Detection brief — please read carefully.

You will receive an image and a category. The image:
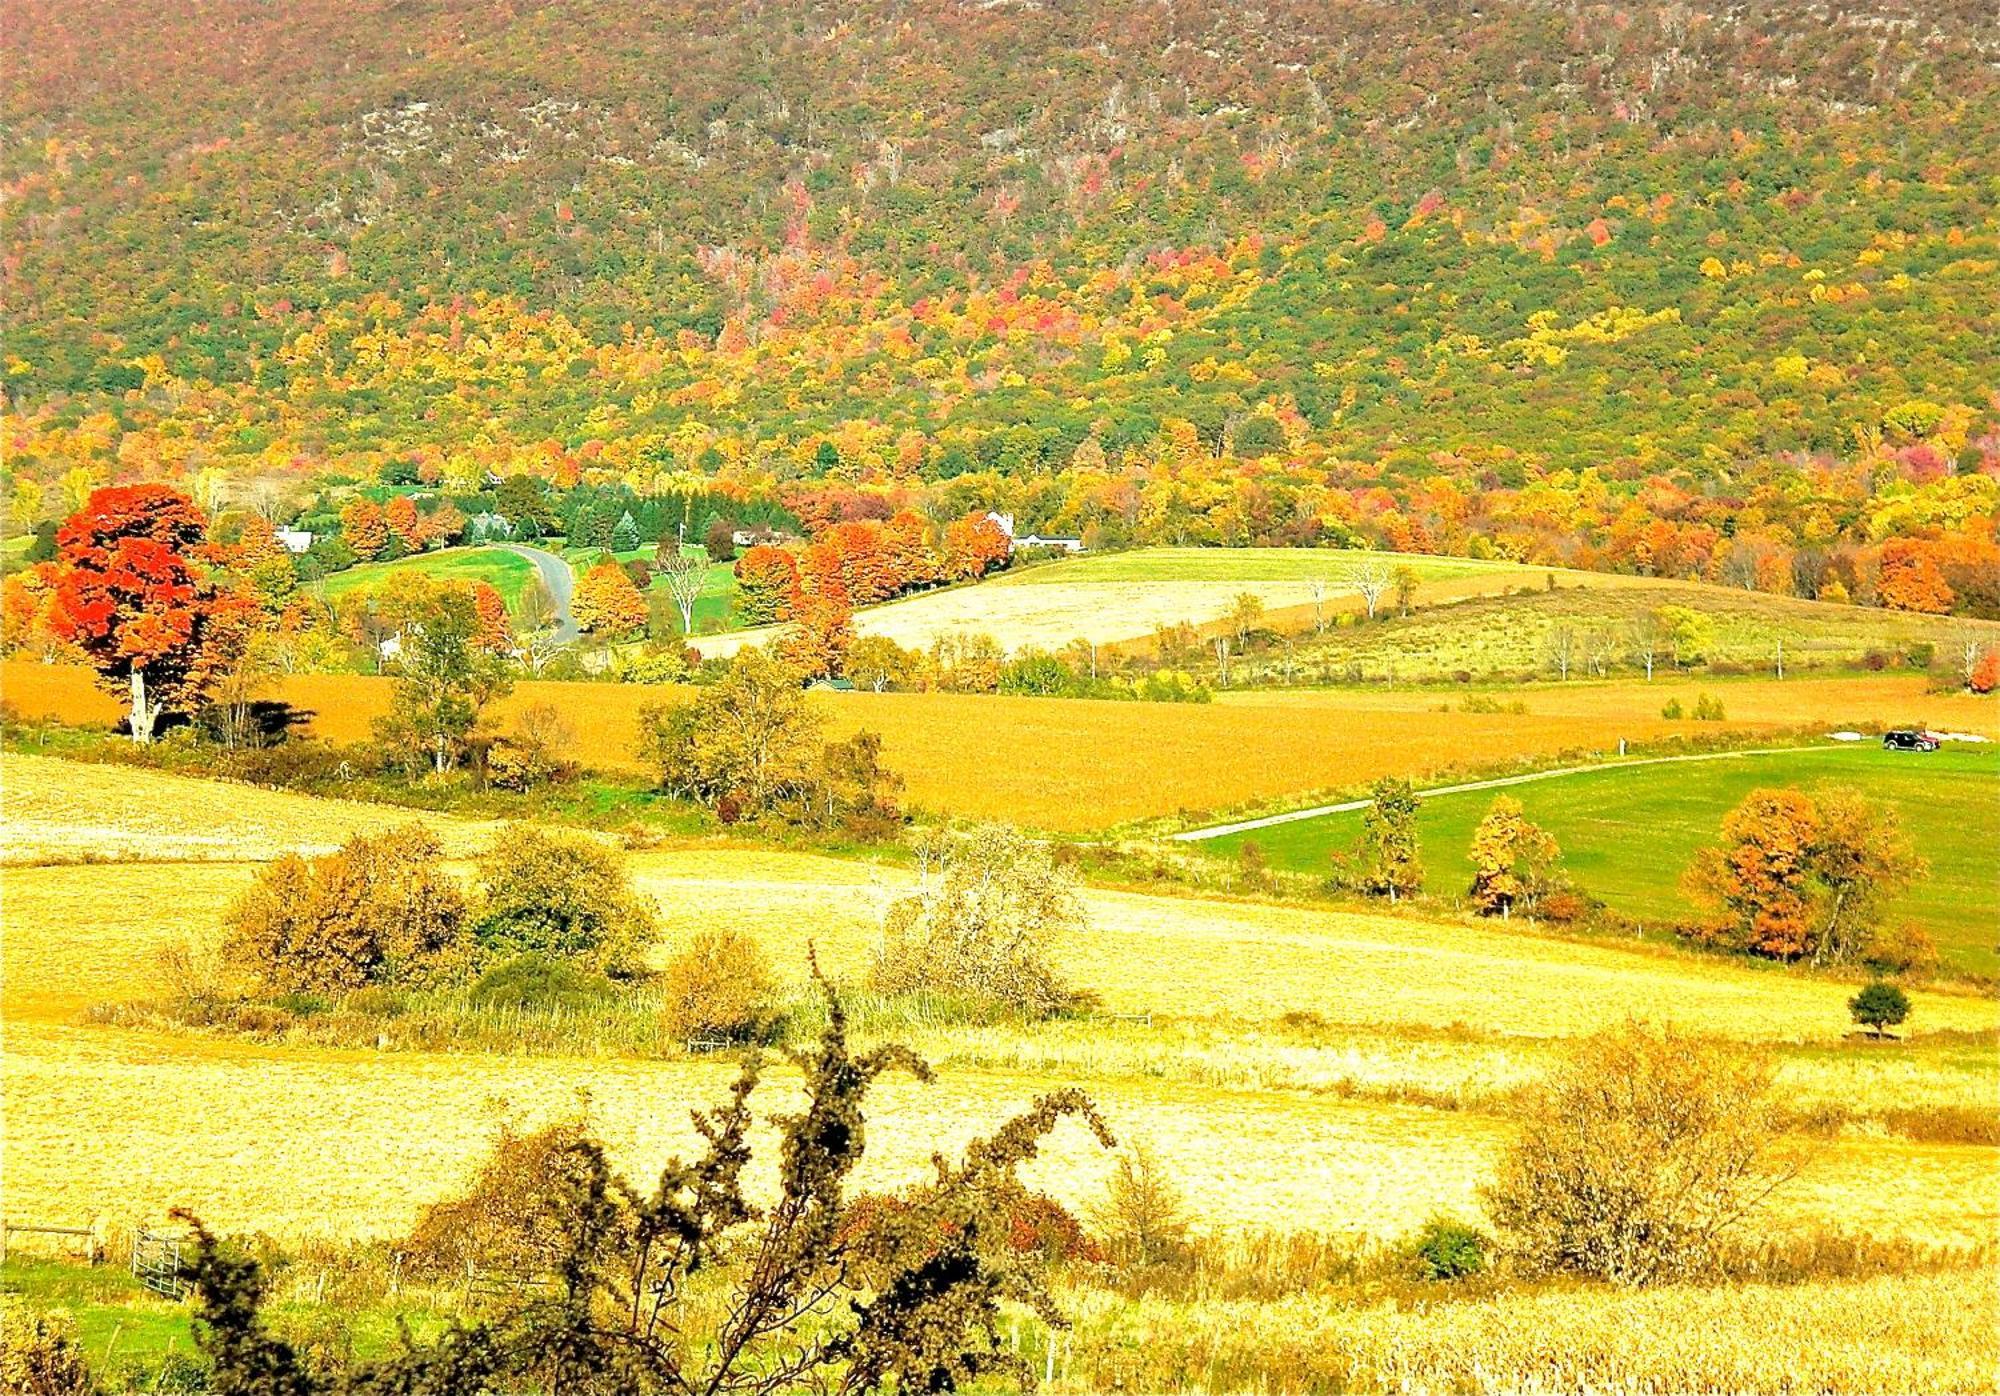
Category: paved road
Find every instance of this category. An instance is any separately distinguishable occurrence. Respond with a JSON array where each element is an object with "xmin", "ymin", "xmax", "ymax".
[
  {"xmin": 1171, "ymin": 745, "xmax": 1808, "ymax": 842},
  {"xmin": 501, "ymin": 544, "xmax": 578, "ymax": 641}
]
